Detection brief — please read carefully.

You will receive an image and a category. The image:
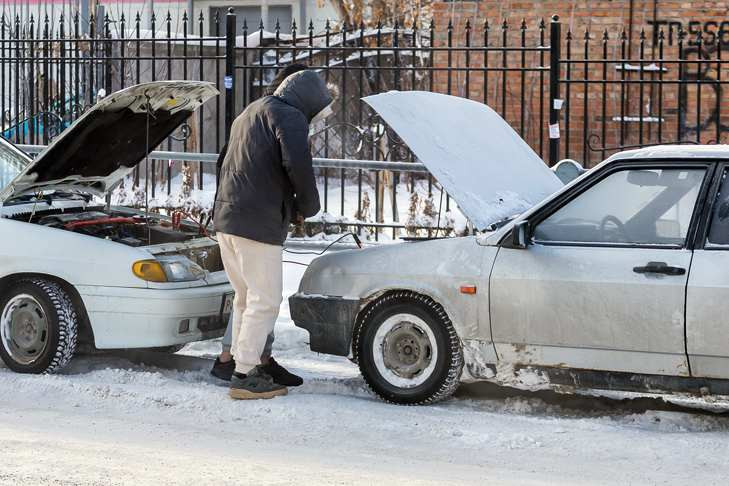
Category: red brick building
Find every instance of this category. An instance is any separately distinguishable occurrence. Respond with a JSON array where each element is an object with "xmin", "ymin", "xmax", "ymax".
[{"xmin": 431, "ymin": 1, "xmax": 729, "ymax": 166}]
